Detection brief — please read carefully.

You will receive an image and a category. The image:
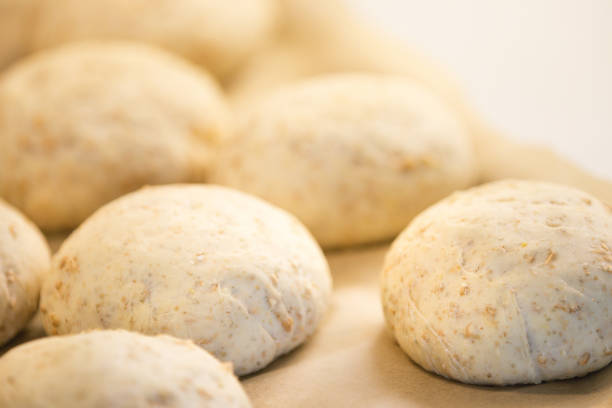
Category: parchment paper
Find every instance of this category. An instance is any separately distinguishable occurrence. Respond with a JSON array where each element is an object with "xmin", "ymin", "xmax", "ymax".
[
  {"xmin": 243, "ymin": 245, "xmax": 612, "ymax": 408},
  {"xmin": 1, "ymin": 147, "xmax": 611, "ymax": 407}
]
